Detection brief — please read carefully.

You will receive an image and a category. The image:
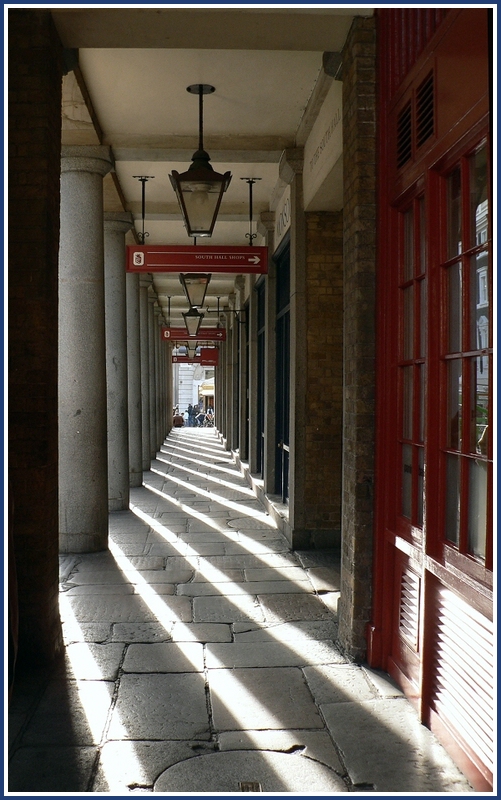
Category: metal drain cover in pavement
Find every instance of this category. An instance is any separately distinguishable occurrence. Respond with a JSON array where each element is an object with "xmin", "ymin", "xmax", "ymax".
[{"xmin": 153, "ymin": 750, "xmax": 347, "ymax": 793}]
